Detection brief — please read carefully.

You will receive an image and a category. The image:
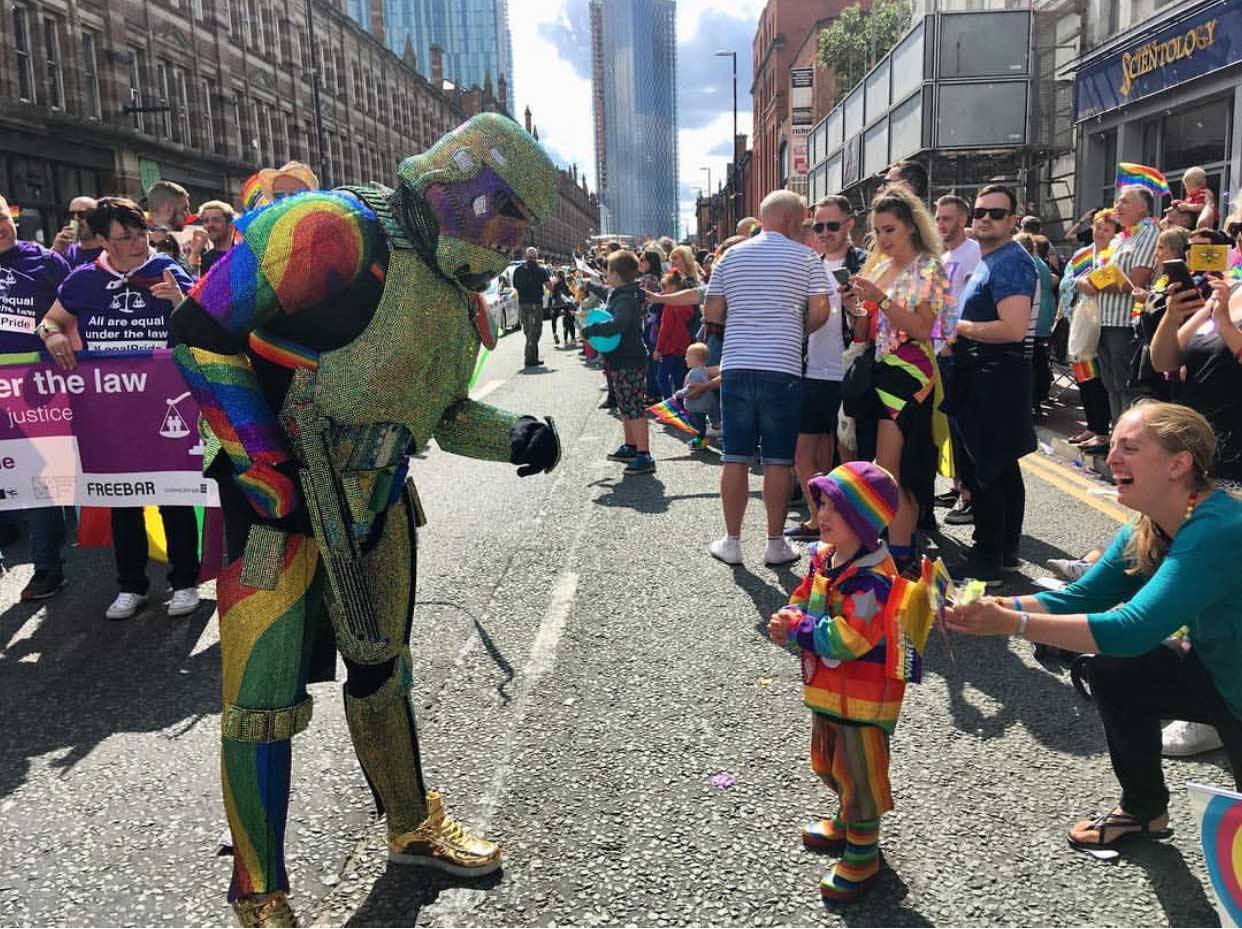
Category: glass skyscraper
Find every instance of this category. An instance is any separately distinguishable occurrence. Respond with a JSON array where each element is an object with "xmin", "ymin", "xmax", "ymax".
[
  {"xmin": 590, "ymin": 0, "xmax": 679, "ymax": 239},
  {"xmin": 379, "ymin": 0, "xmax": 514, "ymax": 102}
]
